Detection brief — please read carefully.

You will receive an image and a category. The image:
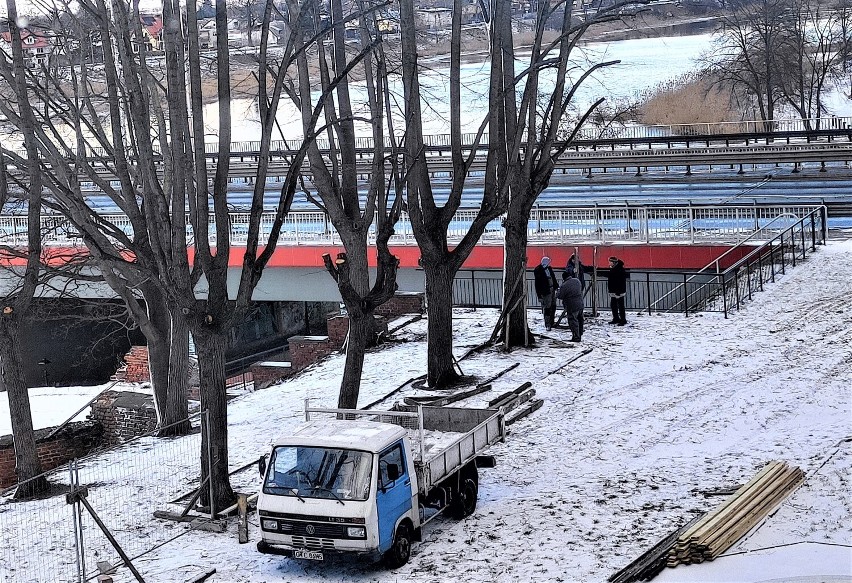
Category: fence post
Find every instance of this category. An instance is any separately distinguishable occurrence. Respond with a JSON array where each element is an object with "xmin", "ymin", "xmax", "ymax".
[
  {"xmin": 71, "ymin": 461, "xmax": 85, "ymax": 583},
  {"xmin": 746, "ymin": 263, "xmax": 752, "ymax": 301},
  {"xmin": 736, "ymin": 268, "xmax": 741, "ymax": 311},
  {"xmin": 780, "ymin": 232, "xmax": 786, "ymax": 275},
  {"xmin": 810, "ymin": 213, "xmax": 816, "ymax": 251},
  {"xmin": 646, "ymin": 272, "xmax": 651, "ymax": 315},
  {"xmin": 721, "ymin": 272, "xmax": 728, "ymax": 318},
  {"xmin": 471, "ymin": 271, "xmax": 477, "ymax": 310},
  {"xmin": 791, "ymin": 228, "xmax": 797, "ymax": 268},
  {"xmin": 683, "ymin": 272, "xmax": 688, "ymax": 316},
  {"xmin": 800, "ymin": 223, "xmax": 806, "ymax": 259}
]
